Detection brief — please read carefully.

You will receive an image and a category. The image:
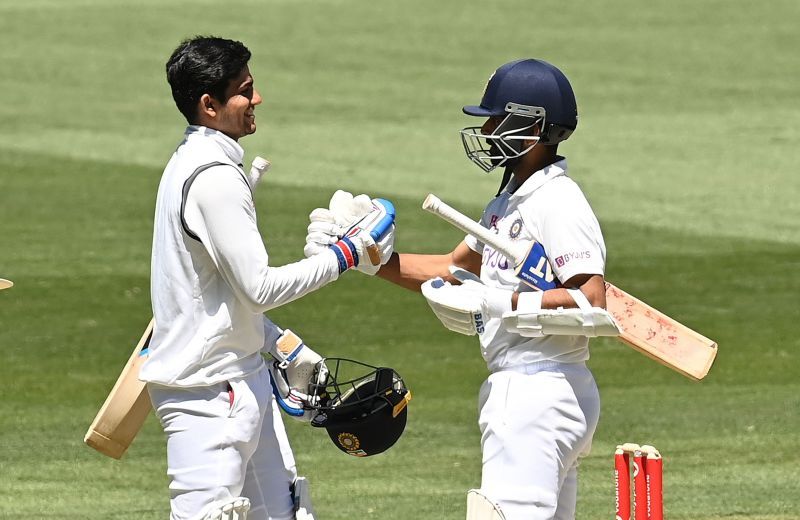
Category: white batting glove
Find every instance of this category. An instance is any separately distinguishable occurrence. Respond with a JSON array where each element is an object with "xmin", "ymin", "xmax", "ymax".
[
  {"xmin": 267, "ymin": 329, "xmax": 328, "ymax": 422},
  {"xmin": 303, "ymin": 190, "xmax": 373, "ymax": 258},
  {"xmin": 328, "ymin": 216, "xmax": 394, "ymax": 275},
  {"xmin": 329, "ymin": 190, "xmax": 374, "ymax": 226},
  {"xmin": 304, "ymin": 208, "xmax": 340, "ymax": 258},
  {"xmin": 420, "ymin": 267, "xmax": 513, "ymax": 336},
  {"xmin": 350, "ymin": 213, "xmax": 395, "ymax": 276},
  {"xmin": 304, "ymin": 190, "xmax": 395, "ymax": 275}
]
